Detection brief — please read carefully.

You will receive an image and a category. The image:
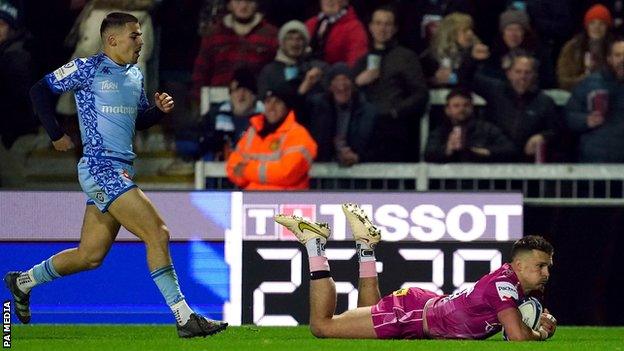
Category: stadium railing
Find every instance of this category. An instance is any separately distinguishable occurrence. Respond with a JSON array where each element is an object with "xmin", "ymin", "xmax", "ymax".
[
  {"xmin": 196, "ymin": 87, "xmax": 624, "ymax": 205},
  {"xmin": 194, "ymin": 161, "xmax": 624, "ymax": 205}
]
